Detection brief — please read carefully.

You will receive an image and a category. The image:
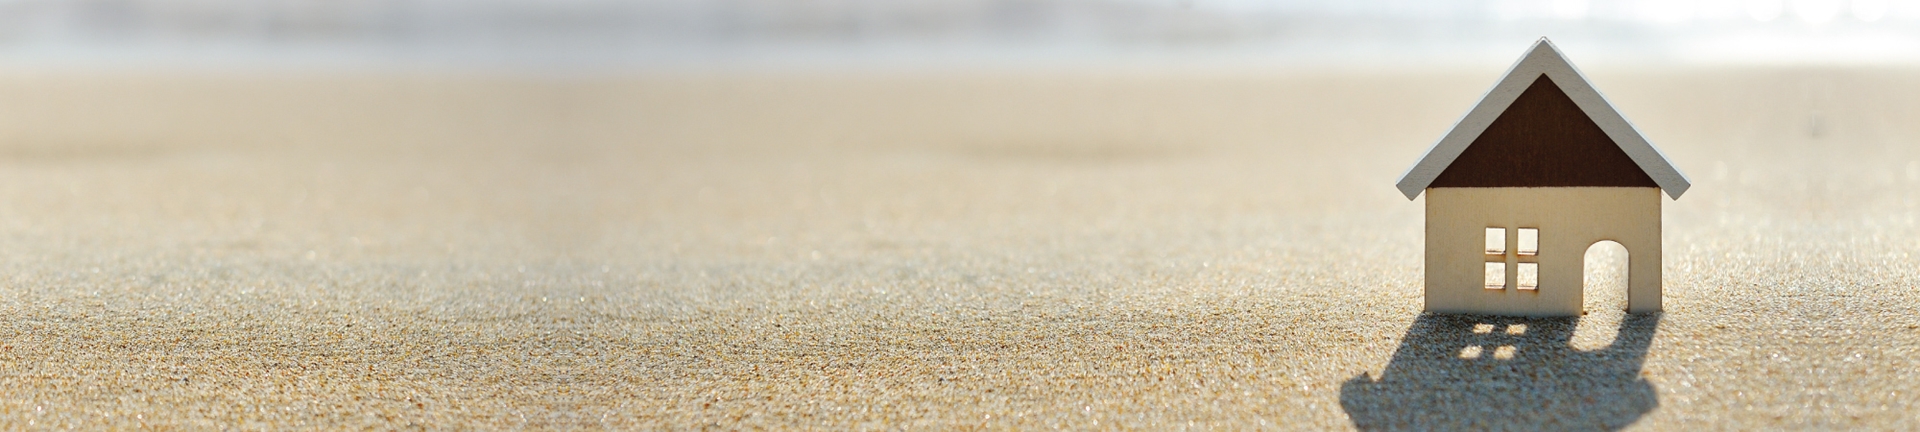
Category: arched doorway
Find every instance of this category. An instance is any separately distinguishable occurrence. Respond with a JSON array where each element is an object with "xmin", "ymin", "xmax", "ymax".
[{"xmin": 1572, "ymin": 240, "xmax": 1629, "ymax": 351}]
